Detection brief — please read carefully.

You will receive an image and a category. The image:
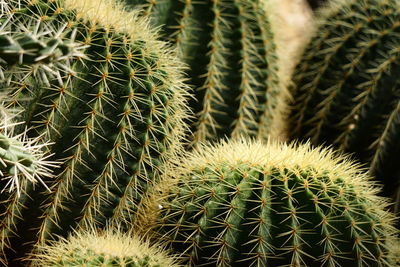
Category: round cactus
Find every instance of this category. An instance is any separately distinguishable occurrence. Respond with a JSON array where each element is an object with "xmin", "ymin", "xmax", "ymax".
[
  {"xmin": 141, "ymin": 139, "xmax": 399, "ymax": 266},
  {"xmin": 0, "ymin": 0, "xmax": 189, "ymax": 265},
  {"xmin": 289, "ymin": 0, "xmax": 400, "ymax": 208},
  {"xmin": 124, "ymin": 0, "xmax": 283, "ymax": 145},
  {"xmin": 31, "ymin": 228, "xmax": 180, "ymax": 267}
]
